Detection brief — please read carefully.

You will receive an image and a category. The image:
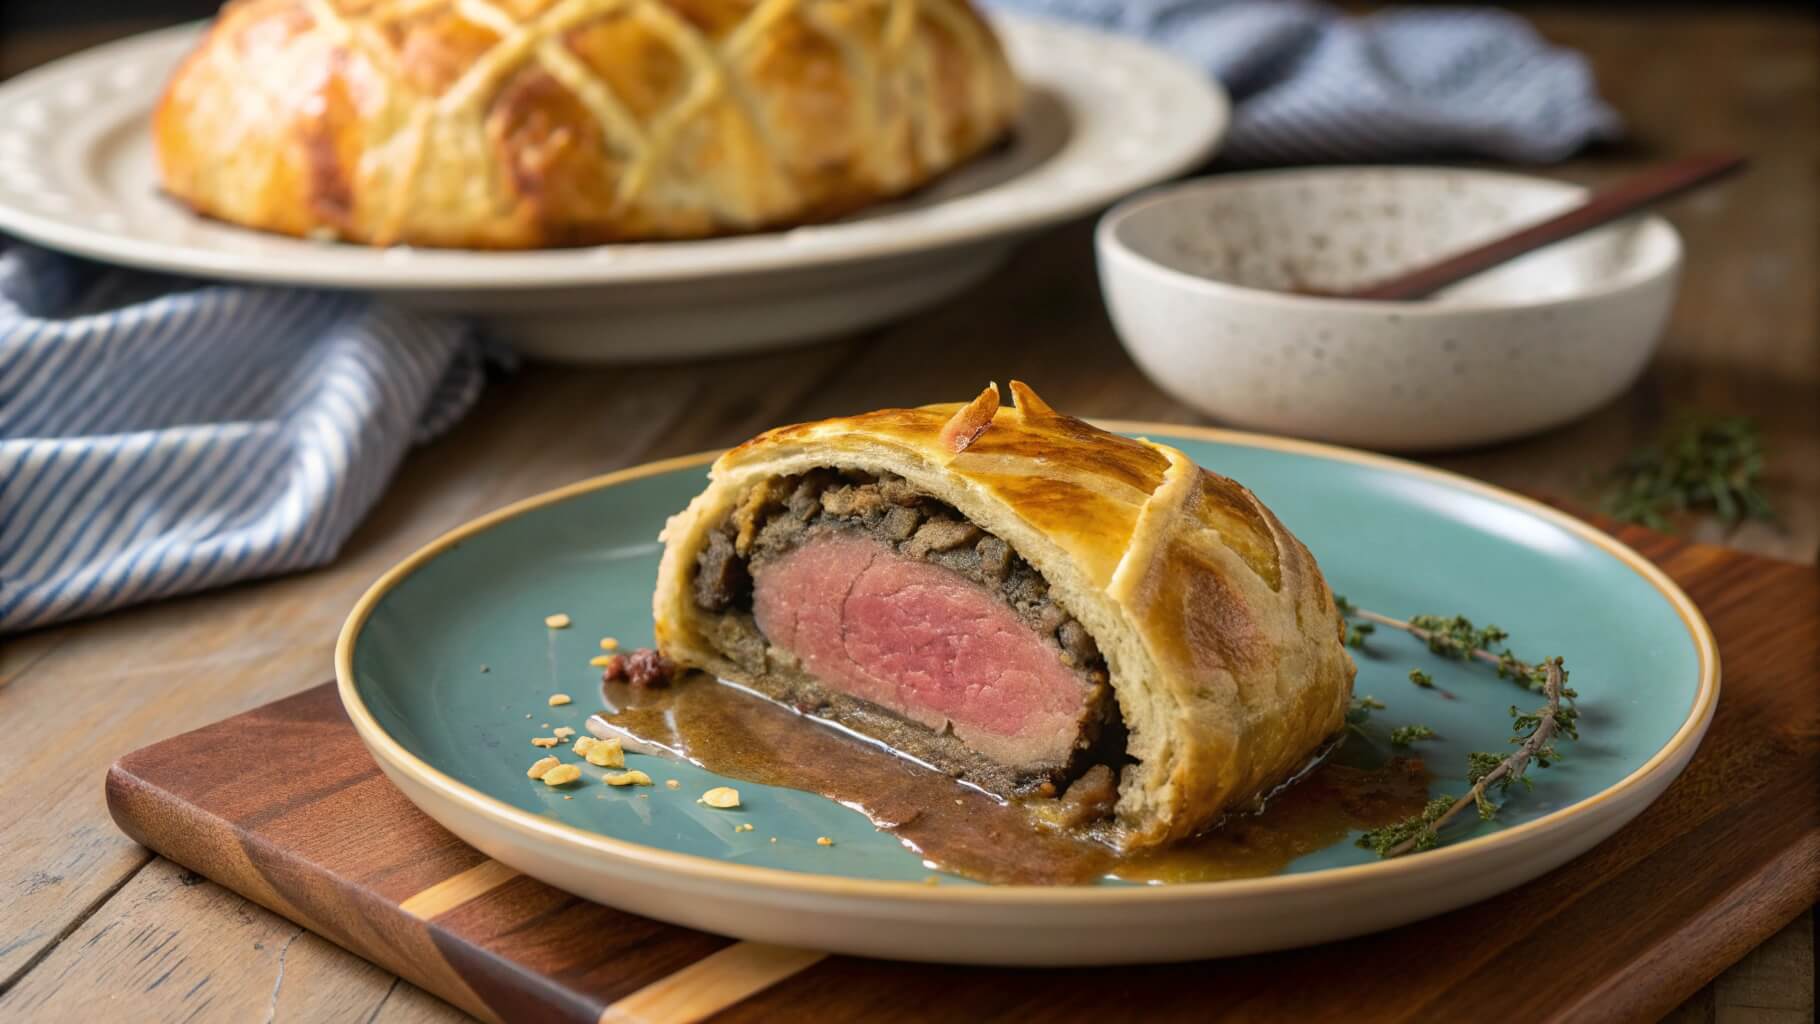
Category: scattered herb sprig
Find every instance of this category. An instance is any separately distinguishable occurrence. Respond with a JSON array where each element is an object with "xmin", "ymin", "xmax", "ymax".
[
  {"xmin": 1334, "ymin": 595, "xmax": 1581, "ymax": 858},
  {"xmin": 1359, "ymin": 658, "xmax": 1577, "ymax": 856},
  {"xmin": 1346, "ymin": 606, "xmax": 1566, "ymax": 695},
  {"xmin": 1388, "ymin": 724, "xmax": 1438, "ymax": 747},
  {"xmin": 1604, "ymin": 414, "xmax": 1773, "ymax": 530}
]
